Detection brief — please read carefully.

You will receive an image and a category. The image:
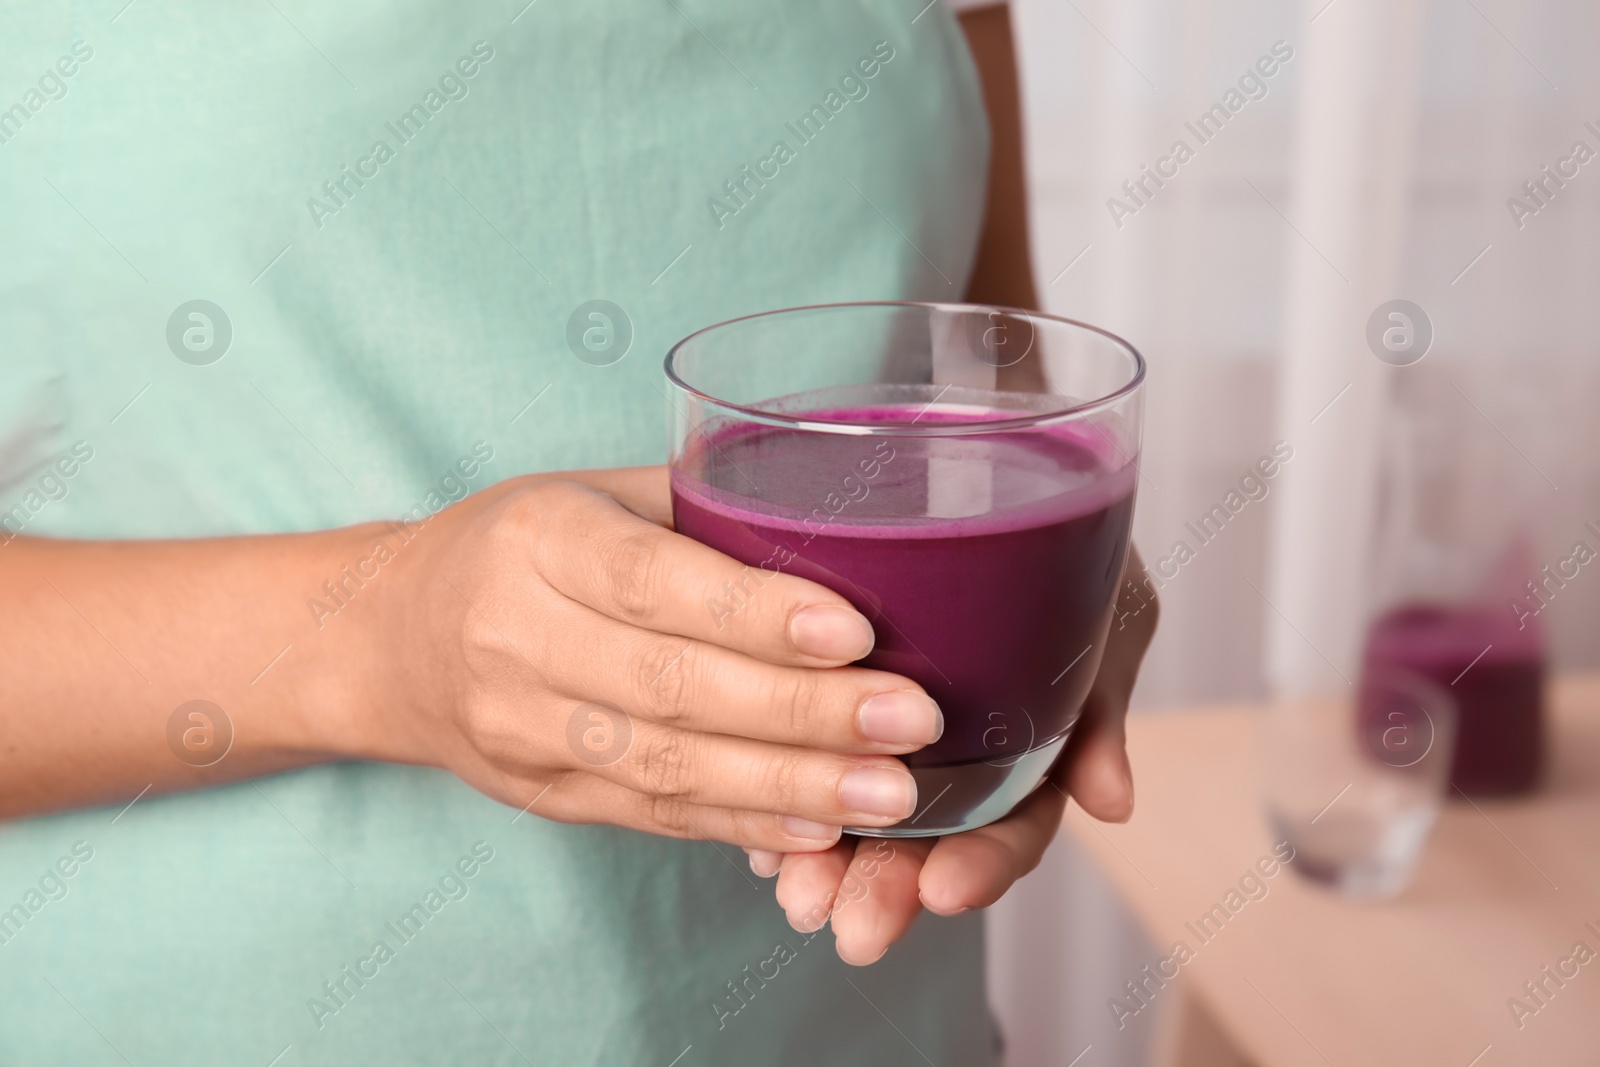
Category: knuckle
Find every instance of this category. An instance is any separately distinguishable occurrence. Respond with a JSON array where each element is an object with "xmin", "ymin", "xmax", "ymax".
[
  {"xmin": 459, "ymin": 698, "xmax": 536, "ymax": 772},
  {"xmin": 456, "ymin": 695, "xmax": 502, "ymax": 748},
  {"xmin": 485, "ymin": 487, "xmax": 551, "ymax": 556},
  {"xmin": 596, "ymin": 530, "xmax": 666, "ymax": 621},
  {"xmin": 762, "ymin": 749, "xmax": 808, "ymax": 811},
  {"xmin": 767, "ymin": 668, "xmax": 821, "ymax": 742},
  {"xmin": 644, "ymin": 792, "xmax": 698, "ymax": 838},
  {"xmin": 512, "ymin": 480, "xmax": 592, "ymax": 573},
  {"xmin": 636, "ymin": 639, "xmax": 695, "ymax": 723},
  {"xmin": 635, "ymin": 728, "xmax": 695, "ymax": 798},
  {"xmin": 455, "ymin": 609, "xmax": 526, "ymax": 698},
  {"xmin": 524, "ymin": 477, "xmax": 587, "ymax": 512},
  {"xmin": 723, "ymin": 808, "xmax": 758, "ymax": 845},
  {"xmin": 456, "ymin": 604, "xmax": 504, "ymax": 660}
]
